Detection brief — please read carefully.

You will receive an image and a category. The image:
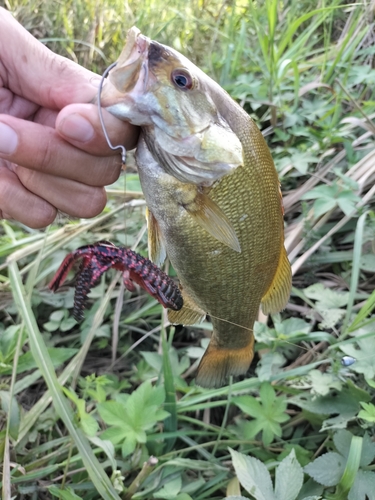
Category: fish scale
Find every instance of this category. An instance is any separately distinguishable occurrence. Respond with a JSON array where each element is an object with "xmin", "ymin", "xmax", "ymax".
[{"xmin": 100, "ymin": 27, "xmax": 292, "ymax": 387}]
